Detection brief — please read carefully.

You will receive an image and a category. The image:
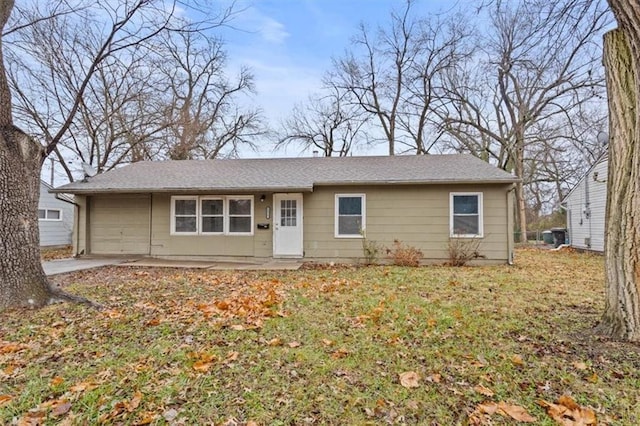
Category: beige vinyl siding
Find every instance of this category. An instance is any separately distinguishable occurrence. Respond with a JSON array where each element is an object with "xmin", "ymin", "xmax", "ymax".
[
  {"xmin": 303, "ymin": 184, "xmax": 512, "ymax": 263},
  {"xmin": 78, "ymin": 183, "xmax": 512, "ymax": 264},
  {"xmin": 73, "ymin": 195, "xmax": 88, "ymax": 256},
  {"xmin": 89, "ymin": 194, "xmax": 151, "ymax": 254},
  {"xmin": 149, "ymin": 194, "xmax": 273, "ymax": 259}
]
